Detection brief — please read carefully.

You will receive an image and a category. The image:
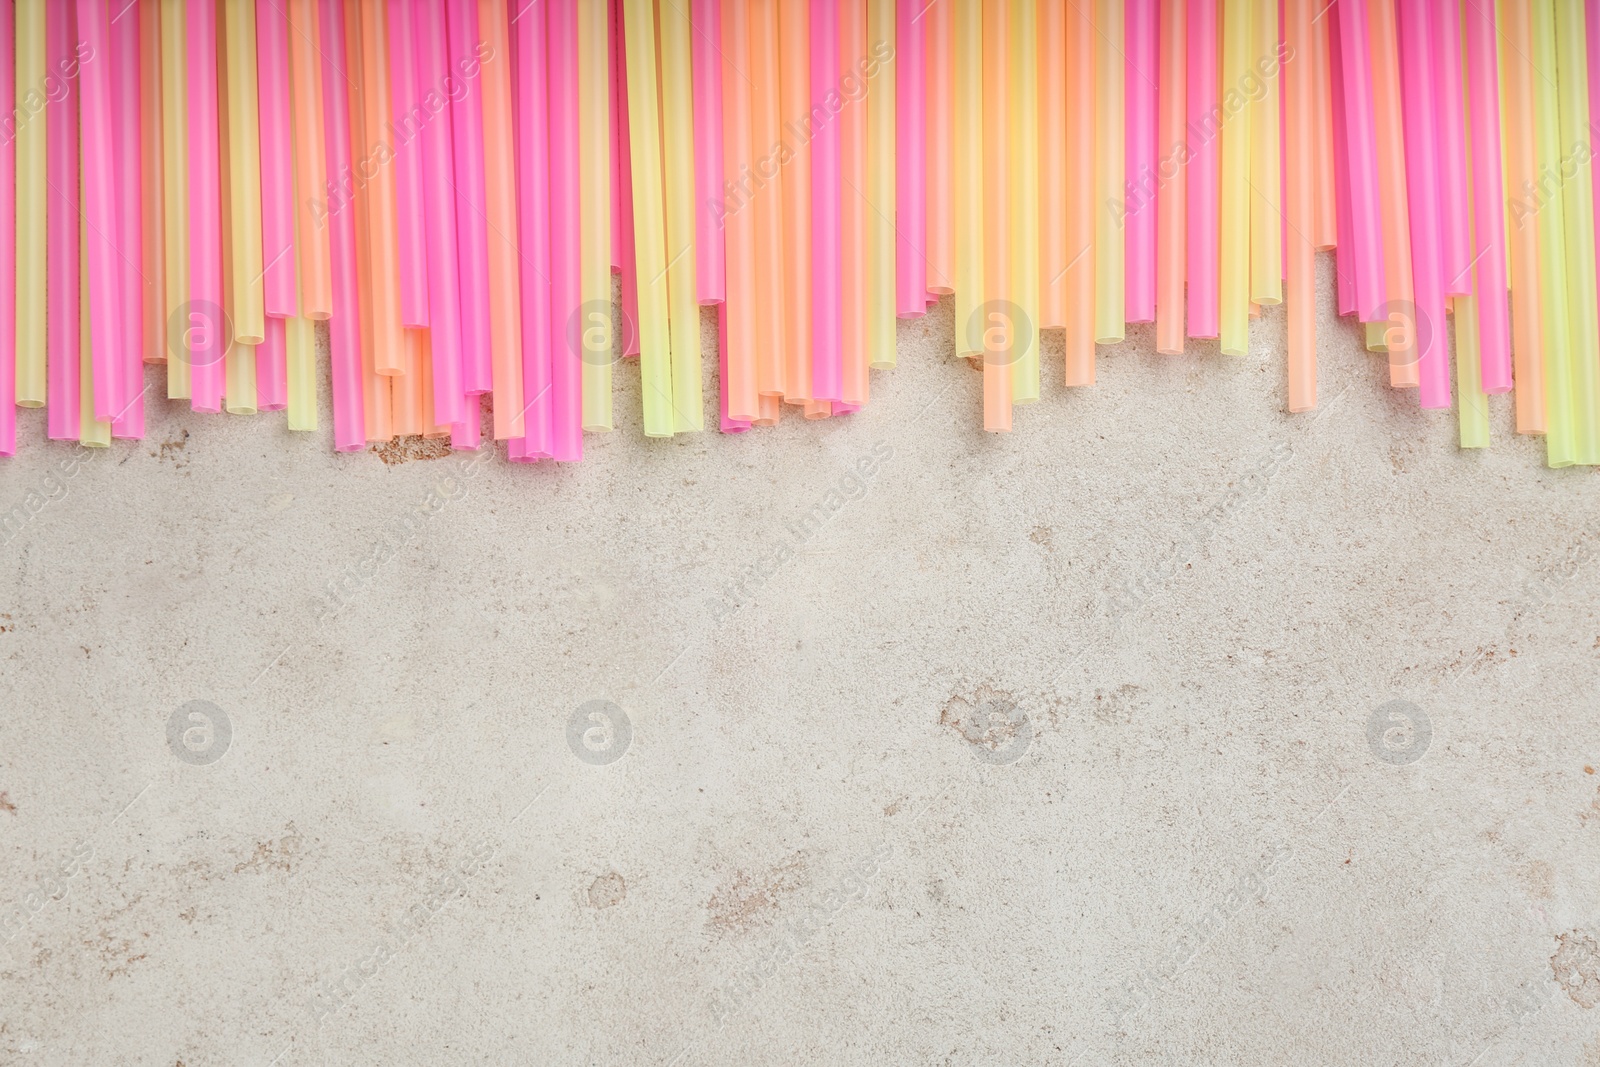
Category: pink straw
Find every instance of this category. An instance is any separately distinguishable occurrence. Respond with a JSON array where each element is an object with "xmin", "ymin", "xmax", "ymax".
[
  {"xmin": 1467, "ymin": 0, "xmax": 1510, "ymax": 393},
  {"xmin": 1185, "ymin": 0, "xmax": 1217, "ymax": 339},
  {"xmin": 1431, "ymin": 0, "xmax": 1471, "ymax": 297},
  {"xmin": 718, "ymin": 306, "xmax": 749, "ymax": 432},
  {"xmin": 607, "ymin": 0, "xmax": 620, "ymax": 277},
  {"xmin": 610, "ymin": 0, "xmax": 639, "ymax": 355},
  {"xmin": 811, "ymin": 0, "xmax": 842, "ymax": 402},
  {"xmin": 548, "ymin": 0, "xmax": 582, "ymax": 461},
  {"xmin": 255, "ymin": 0, "xmax": 297, "ymax": 319},
  {"xmin": 446, "ymin": 0, "xmax": 494, "ymax": 395},
  {"xmin": 1125, "ymin": 0, "xmax": 1157, "ymax": 323},
  {"xmin": 186, "ymin": 0, "xmax": 225, "ymax": 412},
  {"xmin": 414, "ymin": 0, "xmax": 465, "ymax": 430},
  {"xmin": 257, "ymin": 315, "xmax": 288, "ymax": 410},
  {"xmin": 1329, "ymin": 16, "xmax": 1356, "ymax": 318},
  {"xmin": 514, "ymin": 0, "xmax": 553, "ymax": 457},
  {"xmin": 319, "ymin": 0, "xmax": 367, "ymax": 449},
  {"xmin": 1395, "ymin": 0, "xmax": 1449, "ymax": 408},
  {"xmin": 46, "ymin": 0, "xmax": 79, "ymax": 439},
  {"xmin": 0, "ymin": 0, "xmax": 11, "ymax": 455},
  {"xmin": 1336, "ymin": 0, "xmax": 1385, "ymax": 323},
  {"xmin": 112, "ymin": 1, "xmax": 143, "ymax": 436},
  {"xmin": 387, "ymin": 0, "xmax": 429, "ymax": 328},
  {"xmin": 692, "ymin": 0, "xmax": 725, "ymax": 305},
  {"xmin": 895, "ymin": 0, "xmax": 926, "ymax": 318},
  {"xmin": 77, "ymin": 0, "xmax": 125, "ymax": 425}
]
